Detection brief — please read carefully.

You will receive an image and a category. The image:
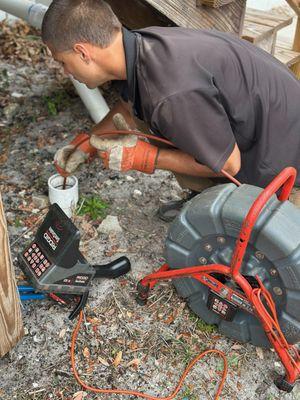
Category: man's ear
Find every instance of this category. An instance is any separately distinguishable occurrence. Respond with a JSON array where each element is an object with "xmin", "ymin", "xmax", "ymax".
[{"xmin": 73, "ymin": 43, "xmax": 91, "ymax": 64}]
